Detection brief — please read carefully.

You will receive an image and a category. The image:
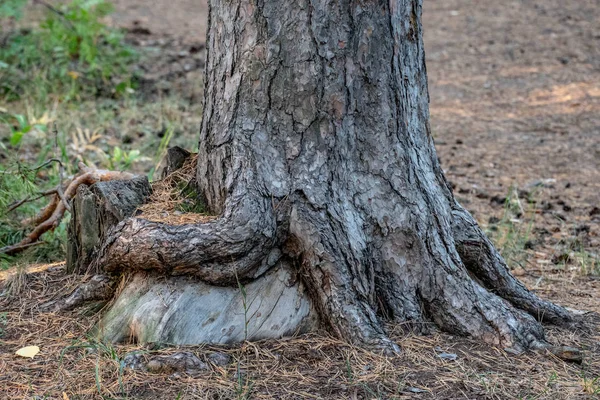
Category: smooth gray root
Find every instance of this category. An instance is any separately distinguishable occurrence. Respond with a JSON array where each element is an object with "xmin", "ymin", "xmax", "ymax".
[{"xmin": 96, "ymin": 262, "xmax": 317, "ymax": 344}]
